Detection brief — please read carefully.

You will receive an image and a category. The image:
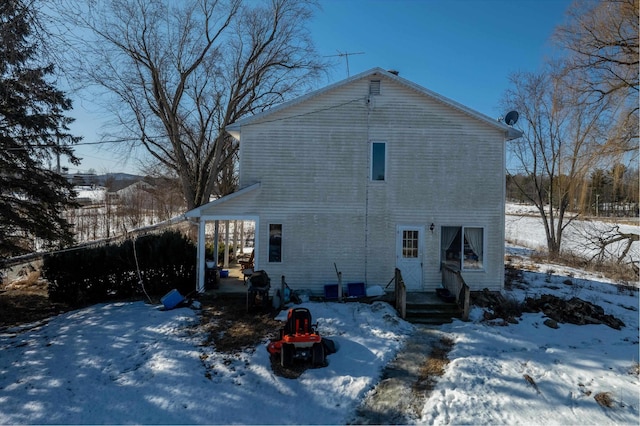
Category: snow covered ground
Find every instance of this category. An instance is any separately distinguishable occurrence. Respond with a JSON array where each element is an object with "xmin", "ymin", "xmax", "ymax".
[
  {"xmin": 506, "ymin": 203, "xmax": 639, "ymax": 261},
  {"xmin": 422, "ymin": 247, "xmax": 639, "ymax": 425},
  {"xmin": 0, "ymin": 205, "xmax": 638, "ymax": 424},
  {"xmin": 0, "ymin": 302, "xmax": 413, "ymax": 424}
]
